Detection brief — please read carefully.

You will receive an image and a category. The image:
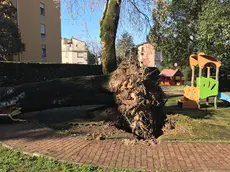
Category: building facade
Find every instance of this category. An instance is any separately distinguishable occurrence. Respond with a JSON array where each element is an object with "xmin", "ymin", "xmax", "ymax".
[
  {"xmin": 11, "ymin": 0, "xmax": 61, "ymax": 63},
  {"xmin": 137, "ymin": 42, "xmax": 163, "ymax": 67},
  {"xmin": 62, "ymin": 38, "xmax": 88, "ymax": 64}
]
